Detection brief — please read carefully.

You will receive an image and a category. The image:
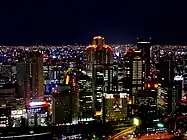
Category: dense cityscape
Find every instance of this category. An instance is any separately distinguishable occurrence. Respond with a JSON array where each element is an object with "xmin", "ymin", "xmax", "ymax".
[{"xmin": 0, "ymin": 35, "xmax": 187, "ymax": 139}]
